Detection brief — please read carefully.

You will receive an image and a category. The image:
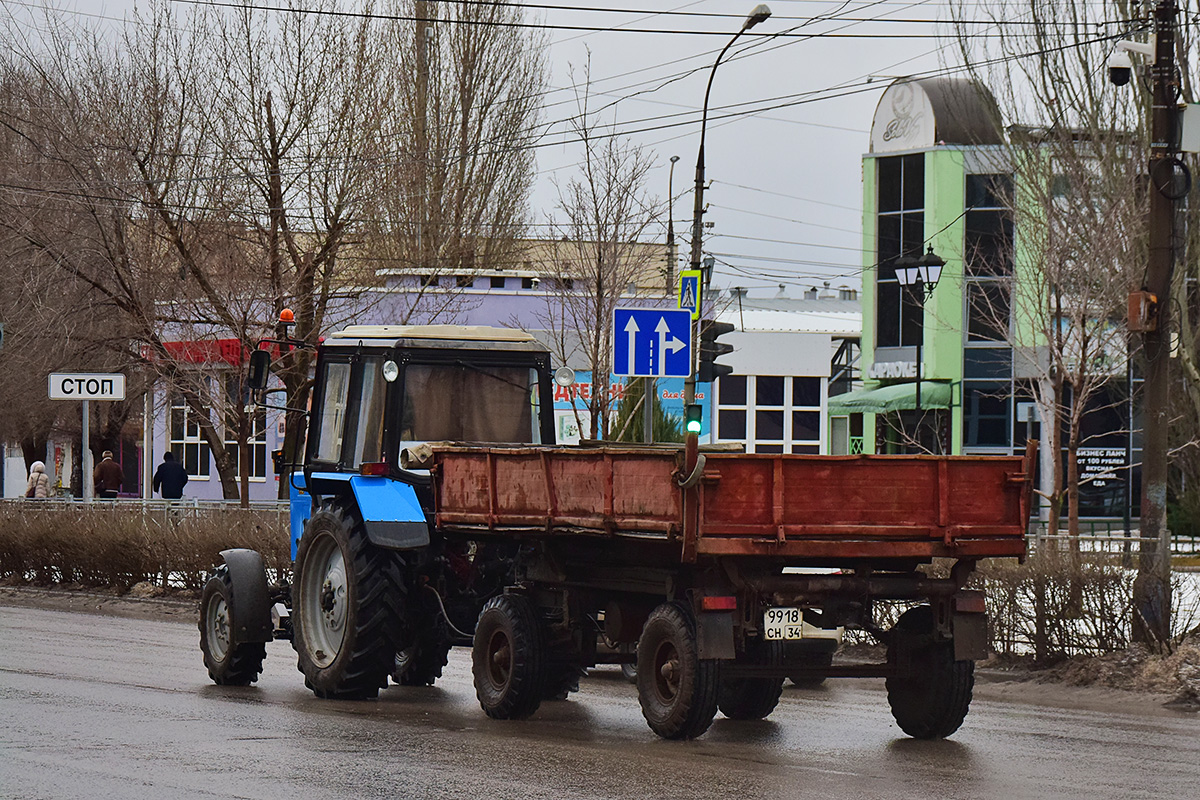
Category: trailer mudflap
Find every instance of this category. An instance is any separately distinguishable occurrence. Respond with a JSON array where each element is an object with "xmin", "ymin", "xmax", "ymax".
[
  {"xmin": 695, "ymin": 611, "xmax": 736, "ymax": 660},
  {"xmin": 951, "ymin": 590, "xmax": 989, "ymax": 661}
]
